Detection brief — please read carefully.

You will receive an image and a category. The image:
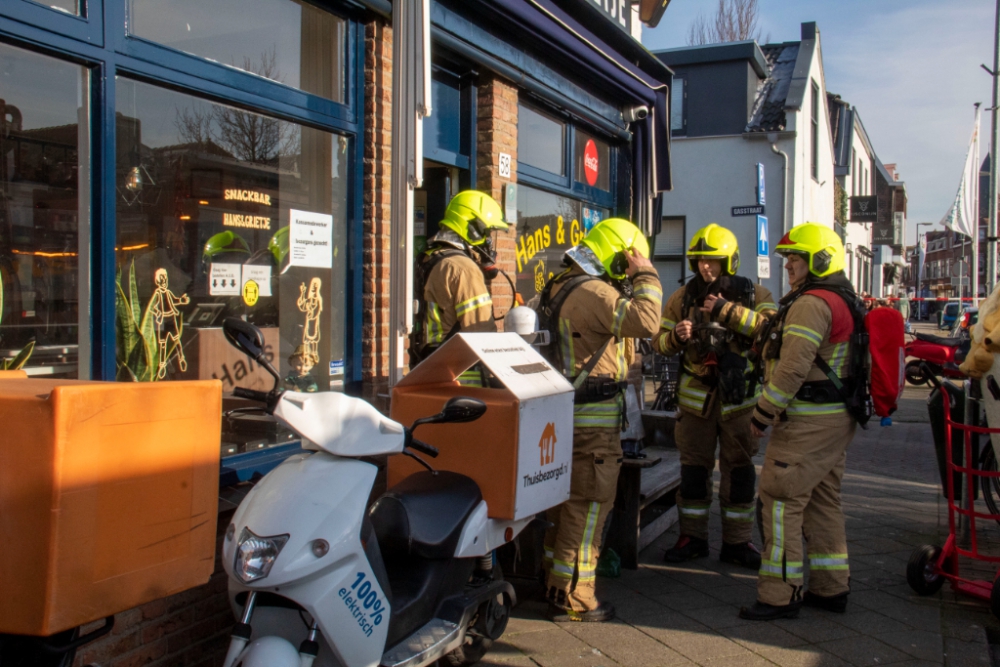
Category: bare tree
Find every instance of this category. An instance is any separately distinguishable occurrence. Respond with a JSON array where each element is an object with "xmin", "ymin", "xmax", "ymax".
[
  {"xmin": 175, "ymin": 48, "xmax": 299, "ymax": 165},
  {"xmin": 687, "ymin": 0, "xmax": 766, "ymax": 46}
]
